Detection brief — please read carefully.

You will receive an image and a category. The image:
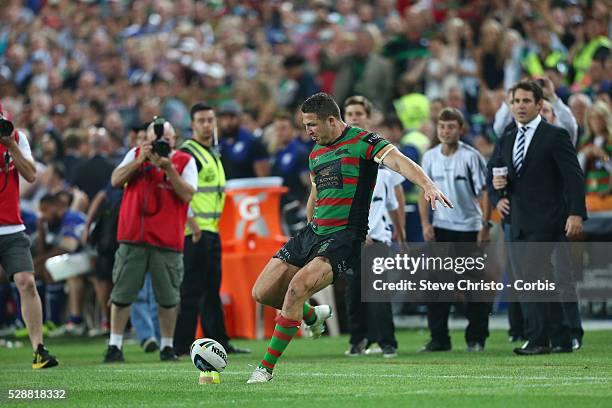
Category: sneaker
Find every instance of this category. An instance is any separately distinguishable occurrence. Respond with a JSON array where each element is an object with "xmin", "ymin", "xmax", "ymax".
[
  {"xmin": 364, "ymin": 344, "xmax": 383, "ymax": 355},
  {"xmin": 344, "ymin": 338, "xmax": 368, "ymax": 357},
  {"xmin": 103, "ymin": 345, "xmax": 125, "ymax": 363},
  {"xmin": 49, "ymin": 322, "xmax": 86, "ymax": 337},
  {"xmin": 571, "ymin": 338, "xmax": 582, "ymax": 351},
  {"xmin": 382, "ymin": 345, "xmax": 398, "ymax": 358},
  {"xmin": 420, "ymin": 340, "xmax": 452, "ymax": 352},
  {"xmin": 466, "ymin": 342, "xmax": 485, "ymax": 352},
  {"xmin": 160, "ymin": 346, "xmax": 179, "ymax": 361},
  {"xmin": 304, "ymin": 305, "xmax": 333, "ymax": 339},
  {"xmin": 142, "ymin": 337, "xmax": 159, "ymax": 353},
  {"xmin": 199, "ymin": 371, "xmax": 221, "ymax": 384},
  {"xmin": 88, "ymin": 327, "xmax": 110, "ymax": 338},
  {"xmin": 225, "ymin": 343, "xmax": 251, "ymax": 354},
  {"xmin": 246, "ymin": 366, "xmax": 273, "ymax": 384},
  {"xmin": 88, "ymin": 321, "xmax": 110, "ymax": 338},
  {"xmin": 32, "ymin": 344, "xmax": 59, "ymax": 369}
]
